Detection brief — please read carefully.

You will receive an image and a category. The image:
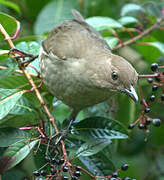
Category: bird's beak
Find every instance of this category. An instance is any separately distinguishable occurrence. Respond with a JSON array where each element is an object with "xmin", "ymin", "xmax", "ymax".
[{"xmin": 124, "ymin": 85, "xmax": 138, "ymax": 102}]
